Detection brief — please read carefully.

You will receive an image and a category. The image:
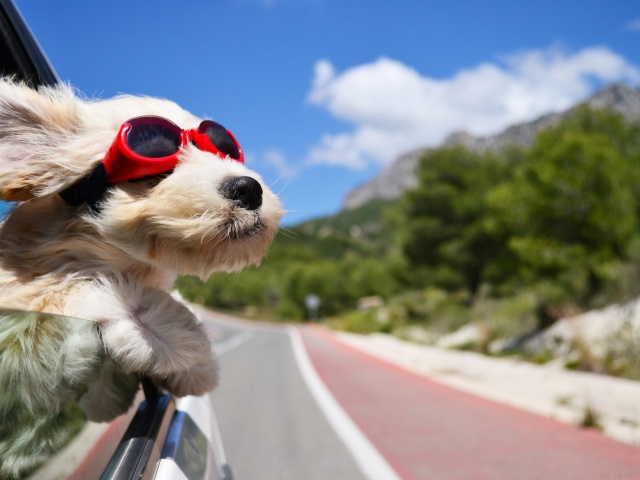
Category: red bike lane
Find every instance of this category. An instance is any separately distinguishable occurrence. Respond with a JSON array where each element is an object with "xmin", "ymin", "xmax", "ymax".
[{"xmin": 299, "ymin": 325, "xmax": 640, "ymax": 480}]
